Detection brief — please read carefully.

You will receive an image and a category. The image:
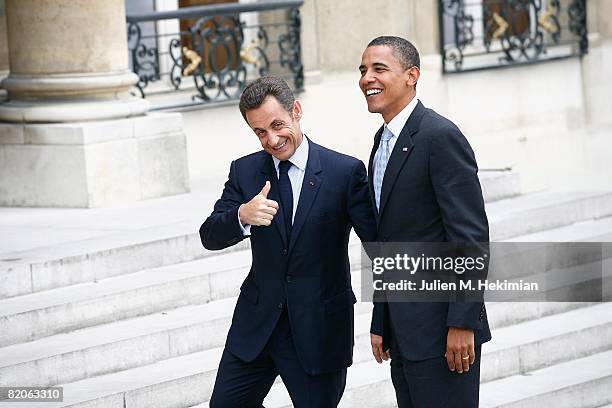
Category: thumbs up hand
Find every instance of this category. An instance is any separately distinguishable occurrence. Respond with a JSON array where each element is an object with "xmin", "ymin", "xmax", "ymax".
[
  {"xmin": 259, "ymin": 180, "xmax": 271, "ymax": 199},
  {"xmin": 239, "ymin": 181, "xmax": 279, "ymax": 227}
]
